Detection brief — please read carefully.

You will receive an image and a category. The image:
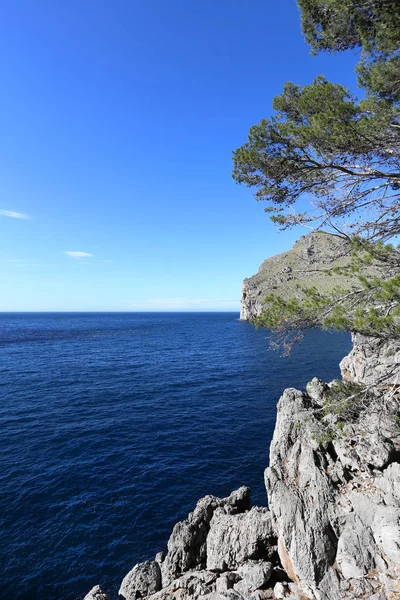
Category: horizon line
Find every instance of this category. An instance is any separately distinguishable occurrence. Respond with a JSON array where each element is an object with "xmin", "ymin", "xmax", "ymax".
[{"xmin": 0, "ymin": 310, "xmax": 241, "ymax": 313}]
